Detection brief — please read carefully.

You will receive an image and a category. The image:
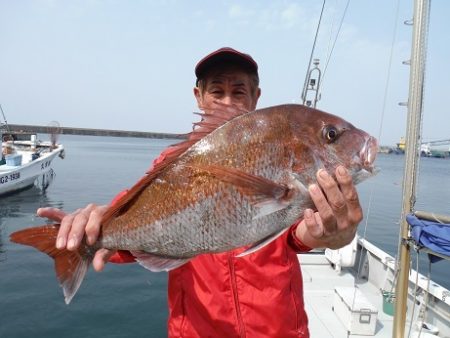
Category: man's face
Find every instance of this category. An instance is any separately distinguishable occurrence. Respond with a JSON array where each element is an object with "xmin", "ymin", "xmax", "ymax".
[{"xmin": 194, "ymin": 70, "xmax": 260, "ymax": 112}]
